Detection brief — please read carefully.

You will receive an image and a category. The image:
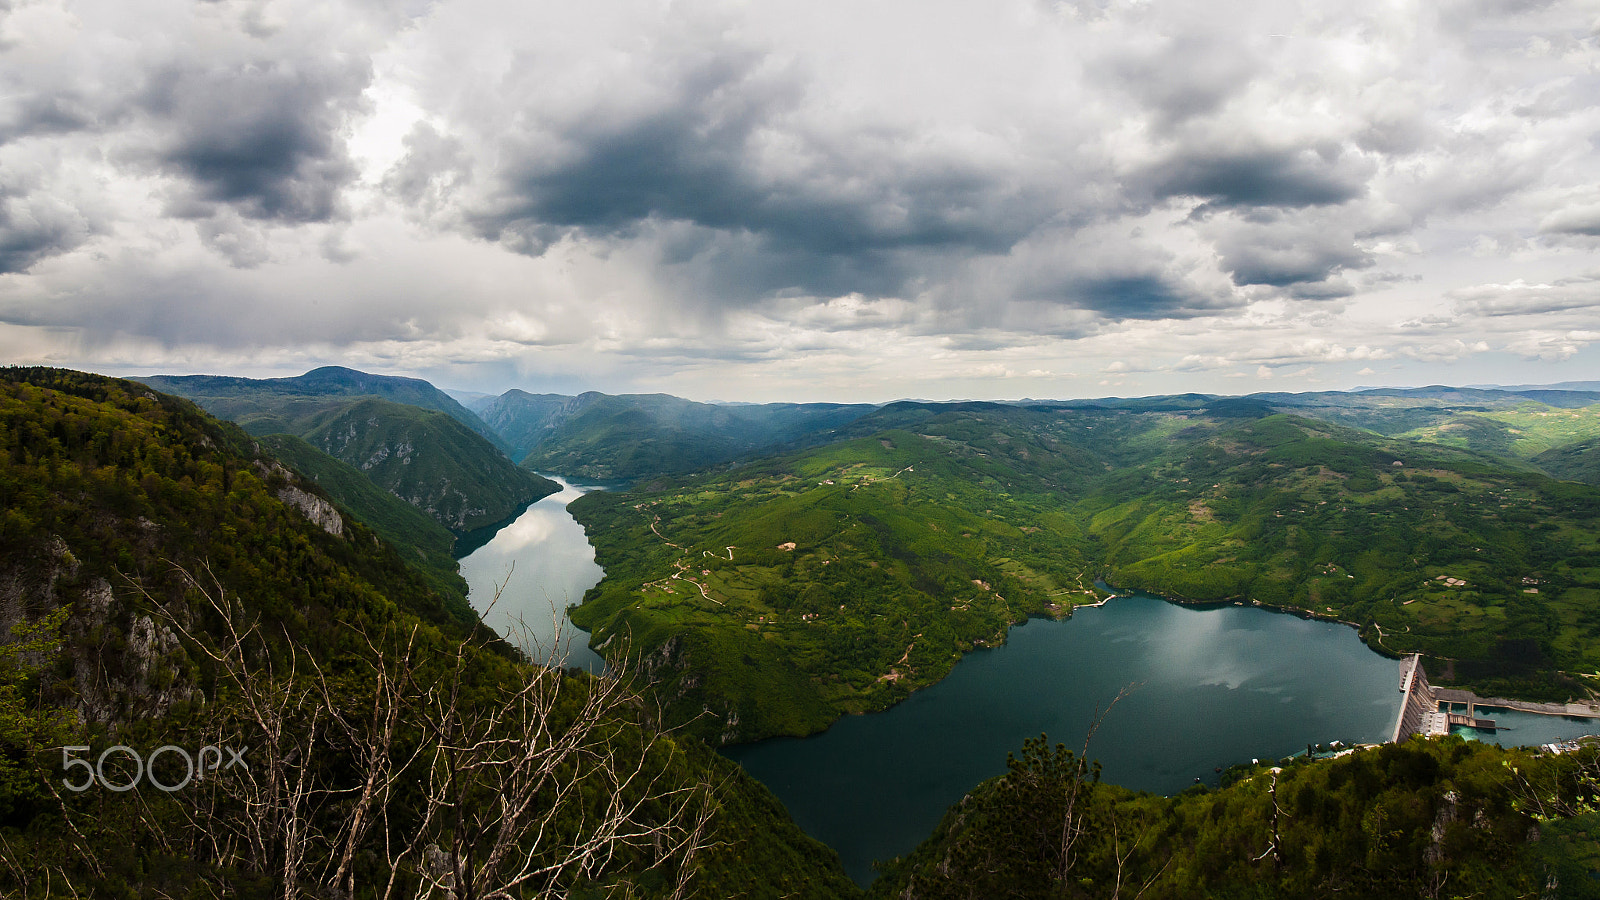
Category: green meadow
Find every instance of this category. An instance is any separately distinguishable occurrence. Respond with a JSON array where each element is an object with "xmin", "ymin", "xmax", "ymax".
[{"xmin": 571, "ymin": 405, "xmax": 1600, "ymax": 741}]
